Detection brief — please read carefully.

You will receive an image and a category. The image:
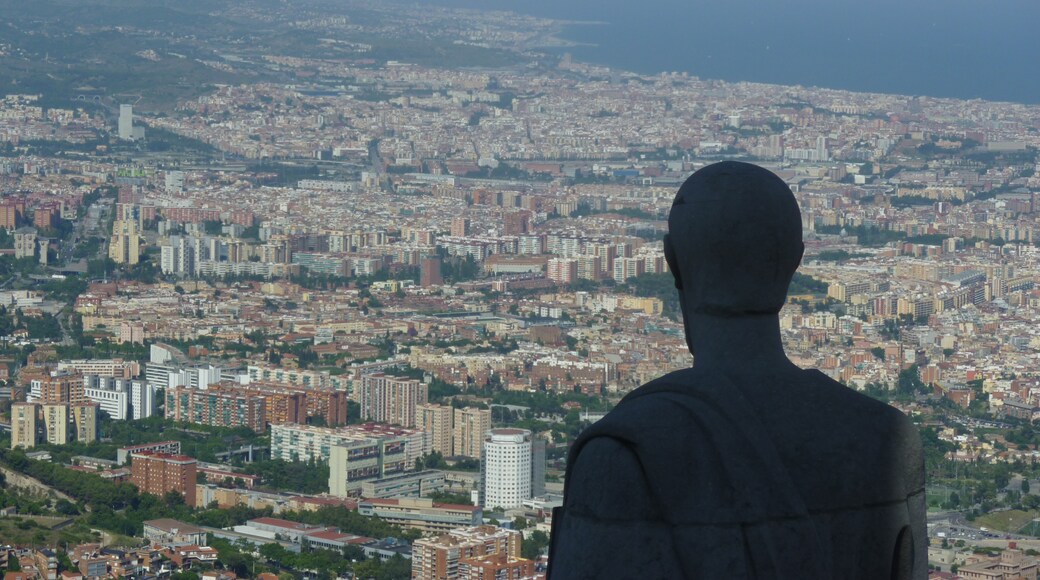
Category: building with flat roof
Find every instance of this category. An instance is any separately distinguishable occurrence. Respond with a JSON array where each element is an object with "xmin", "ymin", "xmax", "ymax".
[
  {"xmin": 81, "ymin": 376, "xmax": 156, "ymax": 421},
  {"xmin": 481, "ymin": 429, "xmax": 545, "ymax": 510},
  {"xmin": 233, "ymin": 517, "xmax": 373, "ymax": 553},
  {"xmin": 411, "ymin": 525, "xmax": 522, "ymax": 580},
  {"xmin": 359, "ymin": 470, "xmax": 445, "ymax": 499},
  {"xmin": 71, "ymin": 402, "xmax": 98, "ymax": 444},
  {"xmin": 118, "ymin": 104, "xmax": 133, "ymax": 140},
  {"xmin": 143, "ymin": 519, "xmax": 207, "ymax": 548},
  {"xmin": 165, "ymin": 385, "xmax": 266, "ymax": 433},
  {"xmin": 358, "ymin": 373, "xmax": 428, "ymax": 427},
  {"xmin": 117, "ymin": 440, "xmax": 181, "ymax": 465},
  {"xmin": 453, "ymin": 406, "xmax": 491, "ymax": 459},
  {"xmin": 416, "ymin": 403, "xmax": 453, "ymax": 456},
  {"xmin": 358, "ymin": 497, "xmax": 482, "ymax": 533},
  {"xmin": 271, "ymin": 422, "xmax": 425, "ymax": 464},
  {"xmin": 957, "ymin": 545, "xmax": 1037, "ymax": 579},
  {"xmin": 458, "ymin": 552, "xmax": 536, "ymax": 580},
  {"xmin": 11, "ymin": 402, "xmax": 37, "ymax": 449},
  {"xmin": 41, "ymin": 403, "xmax": 68, "ymax": 445},
  {"xmin": 28, "ymin": 370, "xmax": 84, "ymax": 404},
  {"xmin": 131, "ymin": 452, "xmax": 197, "ymax": 506},
  {"xmin": 328, "ymin": 437, "xmax": 409, "ymax": 497}
]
